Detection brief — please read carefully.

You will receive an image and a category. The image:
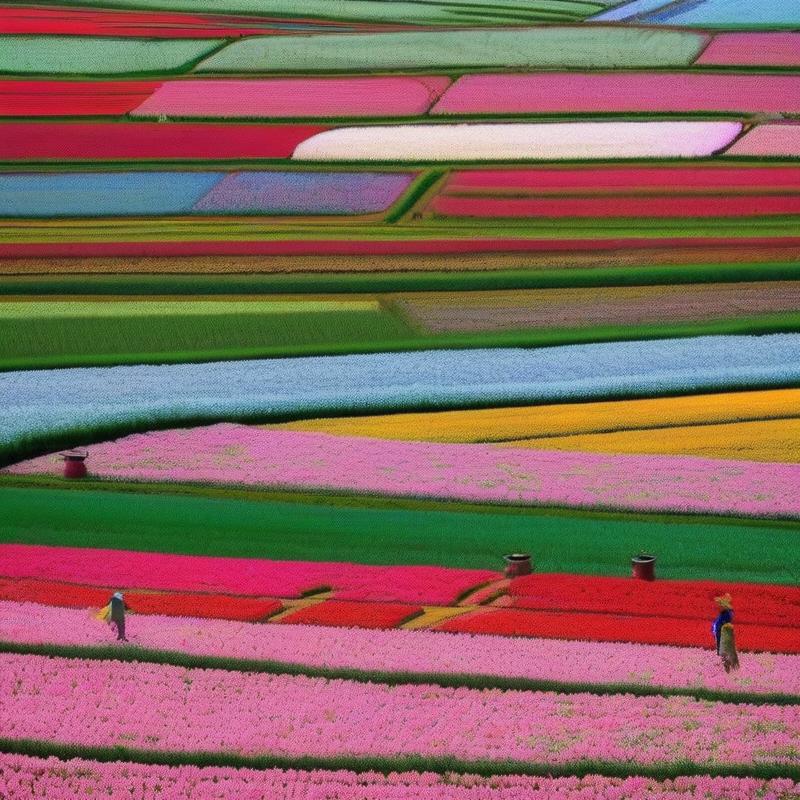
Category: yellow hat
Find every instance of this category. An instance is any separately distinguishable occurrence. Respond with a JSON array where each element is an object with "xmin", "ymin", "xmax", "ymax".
[{"xmin": 714, "ymin": 593, "xmax": 733, "ymax": 610}]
